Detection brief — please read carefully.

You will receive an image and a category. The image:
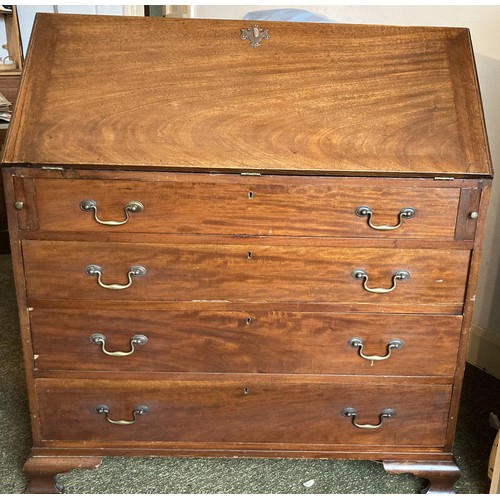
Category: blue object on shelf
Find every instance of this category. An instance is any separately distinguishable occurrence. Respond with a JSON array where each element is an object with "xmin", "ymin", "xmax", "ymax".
[{"xmin": 243, "ymin": 8, "xmax": 333, "ymax": 23}]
